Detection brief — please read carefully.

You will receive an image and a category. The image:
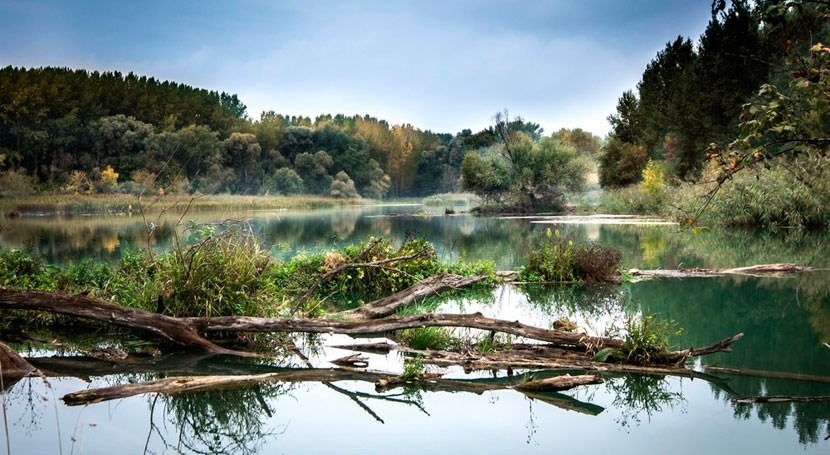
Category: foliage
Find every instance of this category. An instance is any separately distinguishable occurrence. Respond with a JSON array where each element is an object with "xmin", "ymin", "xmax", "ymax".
[
  {"xmin": 399, "ymin": 327, "xmax": 453, "ymax": 351},
  {"xmin": 520, "ymin": 228, "xmax": 576, "ymax": 282},
  {"xmin": 402, "ymin": 355, "xmax": 426, "ymax": 382},
  {"xmin": 0, "ymin": 169, "xmax": 36, "ymax": 197},
  {"xmin": 599, "ymin": 138, "xmax": 649, "ymax": 188},
  {"xmin": 0, "ymin": 249, "xmax": 54, "ymax": 290},
  {"xmin": 669, "ymin": 158, "xmax": 830, "ymax": 228},
  {"xmin": 329, "ymin": 171, "xmax": 358, "ymax": 198},
  {"xmin": 600, "ymin": 1, "xmax": 777, "ymax": 184},
  {"xmin": 63, "ymin": 170, "xmax": 94, "ymax": 195},
  {"xmin": 152, "ymin": 224, "xmax": 284, "ymax": 318},
  {"xmin": 621, "ymin": 315, "xmax": 682, "ymax": 365},
  {"xmin": 98, "ymin": 165, "xmax": 119, "ymax": 193},
  {"xmin": 266, "ymin": 167, "xmax": 304, "ymax": 195},
  {"xmin": 520, "ymin": 228, "xmax": 622, "ymax": 284},
  {"xmin": 462, "ymin": 113, "xmax": 589, "ymax": 211}
]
